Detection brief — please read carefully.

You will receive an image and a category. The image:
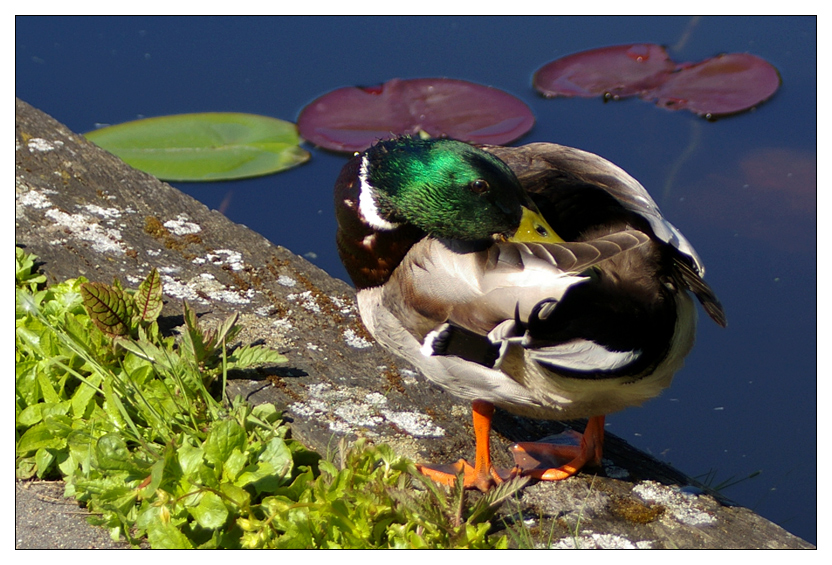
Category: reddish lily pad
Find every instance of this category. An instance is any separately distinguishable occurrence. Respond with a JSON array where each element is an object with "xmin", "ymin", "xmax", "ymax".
[
  {"xmin": 649, "ymin": 53, "xmax": 782, "ymax": 117},
  {"xmin": 534, "ymin": 44, "xmax": 781, "ymax": 117},
  {"xmin": 297, "ymin": 78, "xmax": 534, "ymax": 153},
  {"xmin": 534, "ymin": 44, "xmax": 675, "ymax": 99}
]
